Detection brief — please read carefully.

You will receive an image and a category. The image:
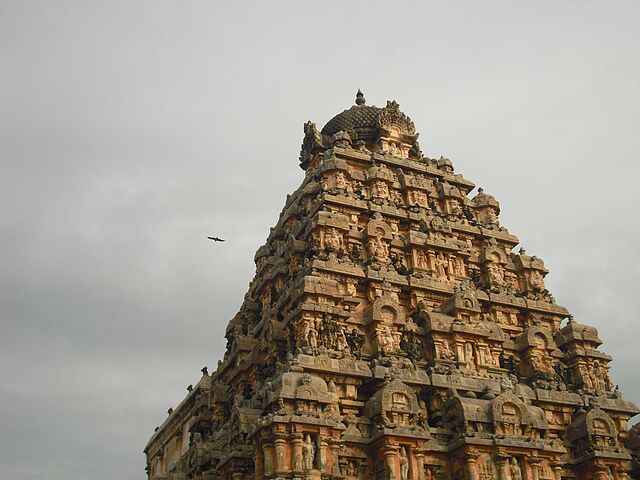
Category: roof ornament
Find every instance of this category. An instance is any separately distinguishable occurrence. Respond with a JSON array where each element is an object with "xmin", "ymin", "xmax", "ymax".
[{"xmin": 355, "ymin": 89, "xmax": 366, "ymax": 105}]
